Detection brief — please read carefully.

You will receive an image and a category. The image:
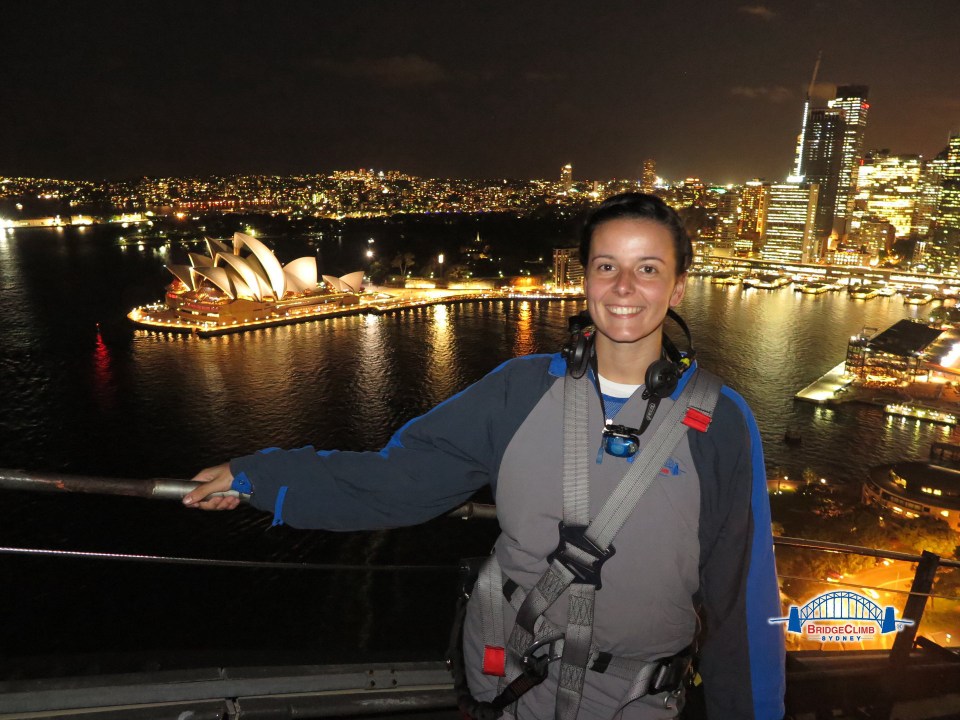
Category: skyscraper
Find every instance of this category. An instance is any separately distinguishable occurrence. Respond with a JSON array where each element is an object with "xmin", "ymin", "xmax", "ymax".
[
  {"xmin": 561, "ymin": 163, "xmax": 573, "ymax": 189},
  {"xmin": 641, "ymin": 159, "xmax": 657, "ymax": 194},
  {"xmin": 827, "ymin": 85, "xmax": 870, "ymax": 229},
  {"xmin": 914, "ymin": 156, "xmax": 945, "ymax": 239},
  {"xmin": 760, "ymin": 182, "xmax": 819, "ymax": 264},
  {"xmin": 933, "ymin": 133, "xmax": 960, "ymax": 267},
  {"xmin": 800, "ymin": 108, "xmax": 845, "ymax": 239},
  {"xmin": 737, "ymin": 180, "xmax": 770, "ymax": 255},
  {"xmin": 792, "ymin": 85, "xmax": 870, "ymax": 243},
  {"xmin": 714, "ymin": 189, "xmax": 740, "ymax": 250},
  {"xmin": 791, "ymin": 52, "xmax": 822, "ymax": 179}
]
